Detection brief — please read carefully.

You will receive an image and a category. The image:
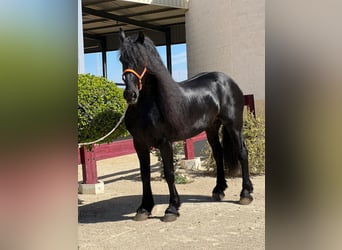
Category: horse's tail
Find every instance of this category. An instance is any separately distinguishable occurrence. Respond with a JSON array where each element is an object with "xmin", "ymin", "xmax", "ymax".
[{"xmin": 222, "ymin": 127, "xmax": 241, "ymax": 177}]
